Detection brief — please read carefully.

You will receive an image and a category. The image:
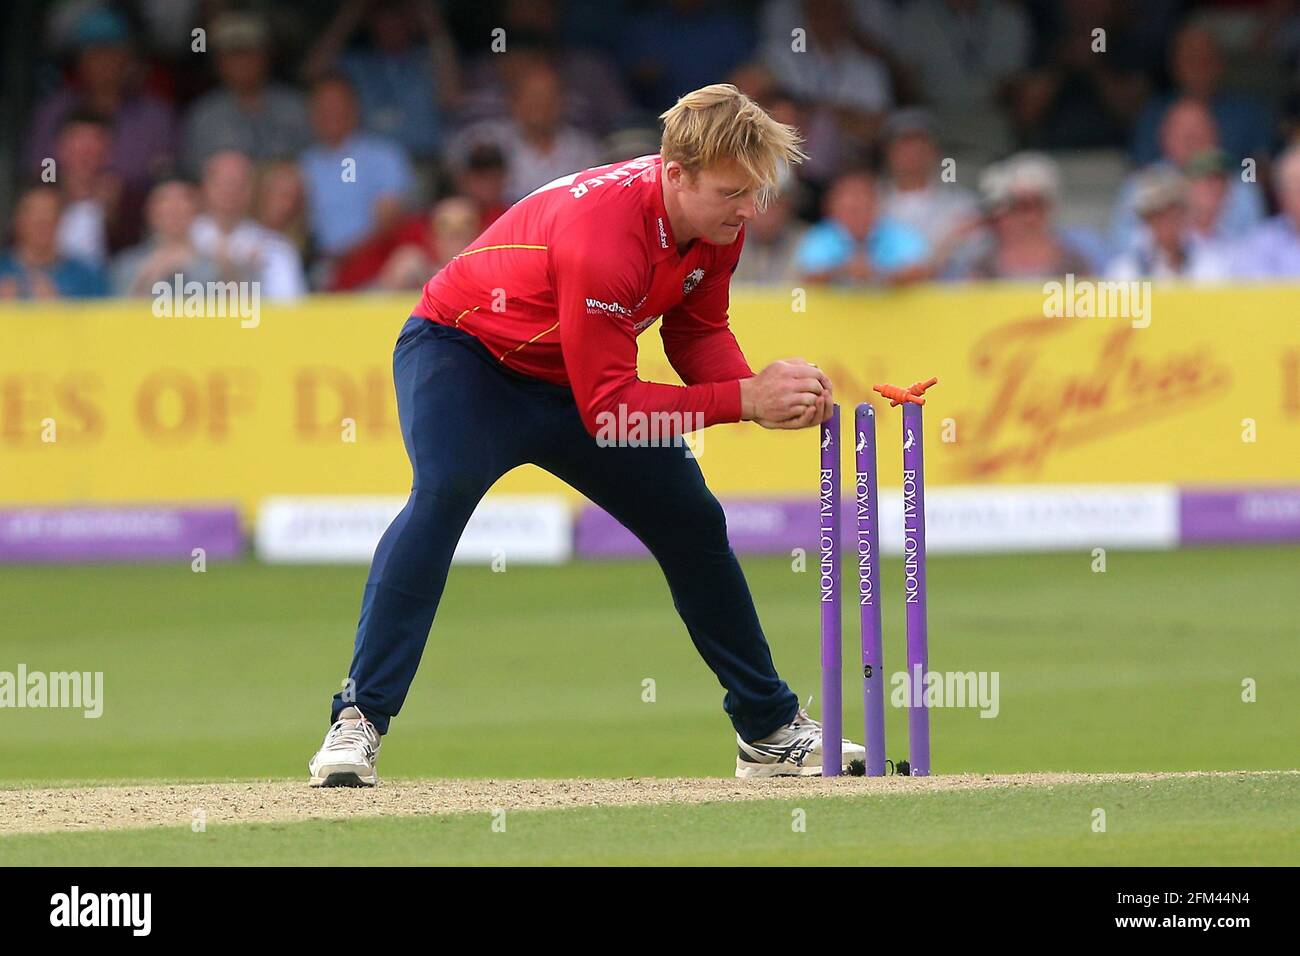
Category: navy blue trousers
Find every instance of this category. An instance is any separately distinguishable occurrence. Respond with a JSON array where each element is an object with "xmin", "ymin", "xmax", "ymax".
[{"xmin": 330, "ymin": 317, "xmax": 798, "ymax": 741}]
